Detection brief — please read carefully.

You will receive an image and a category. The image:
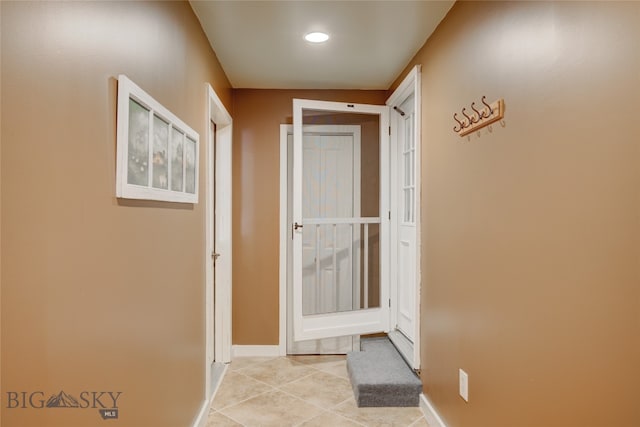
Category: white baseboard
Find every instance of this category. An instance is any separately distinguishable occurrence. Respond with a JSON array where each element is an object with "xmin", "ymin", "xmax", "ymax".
[
  {"xmin": 232, "ymin": 345, "xmax": 281, "ymax": 358},
  {"xmin": 191, "ymin": 396, "xmax": 212, "ymax": 427},
  {"xmin": 192, "ymin": 363, "xmax": 228, "ymax": 427},
  {"xmin": 420, "ymin": 393, "xmax": 448, "ymax": 427}
]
